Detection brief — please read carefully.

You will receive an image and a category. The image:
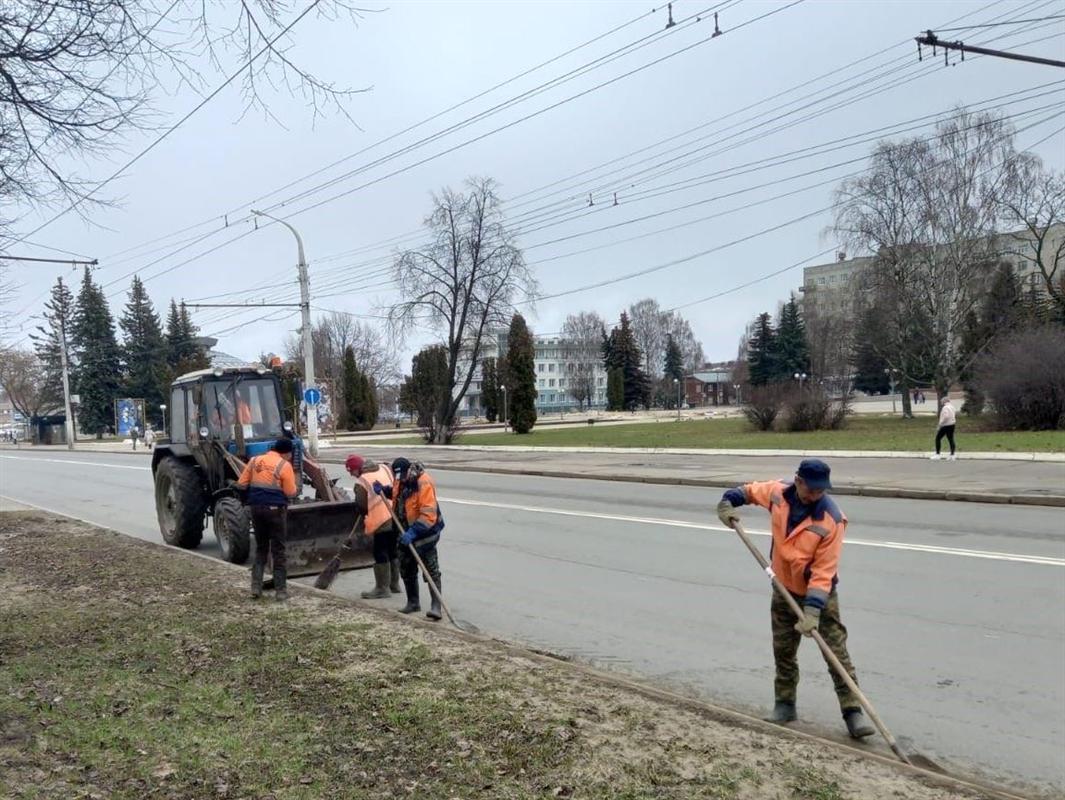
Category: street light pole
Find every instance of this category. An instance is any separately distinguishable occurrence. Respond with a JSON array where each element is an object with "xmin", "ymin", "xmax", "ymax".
[
  {"xmin": 673, "ymin": 378, "xmax": 681, "ymax": 420},
  {"xmin": 59, "ymin": 316, "xmax": 75, "ymax": 450},
  {"xmin": 793, "ymin": 372, "xmax": 807, "ymax": 394},
  {"xmin": 884, "ymin": 368, "xmax": 898, "ymax": 415},
  {"xmin": 160, "ymin": 404, "xmax": 168, "ymax": 439},
  {"xmin": 251, "ymin": 209, "xmax": 318, "ymax": 457},
  {"xmin": 501, "ymin": 384, "xmax": 508, "ymax": 432}
]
